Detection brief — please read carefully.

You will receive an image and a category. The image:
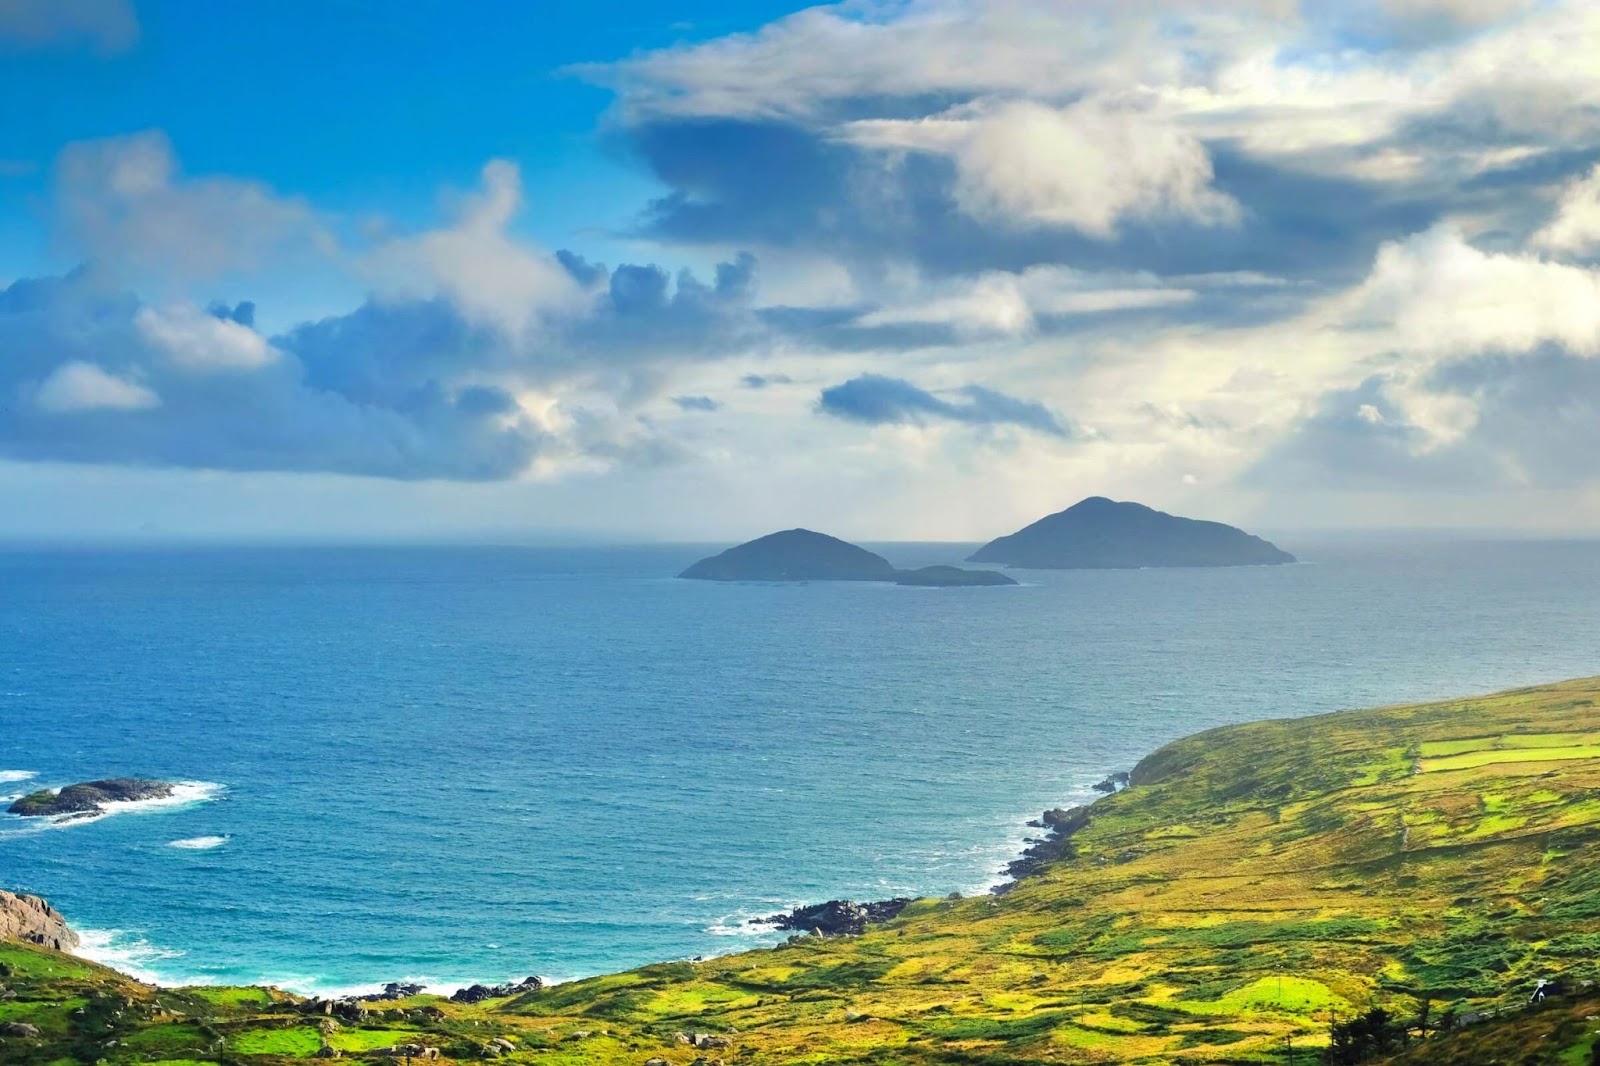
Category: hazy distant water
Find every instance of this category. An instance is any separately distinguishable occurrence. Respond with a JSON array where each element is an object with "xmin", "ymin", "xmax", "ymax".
[{"xmin": 3, "ymin": 539, "xmax": 1599, "ymax": 993}]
